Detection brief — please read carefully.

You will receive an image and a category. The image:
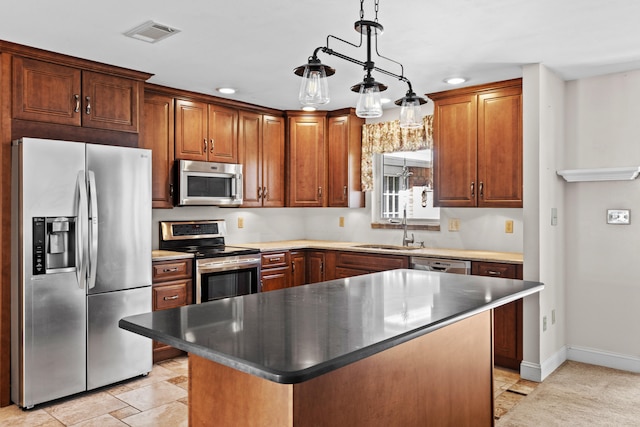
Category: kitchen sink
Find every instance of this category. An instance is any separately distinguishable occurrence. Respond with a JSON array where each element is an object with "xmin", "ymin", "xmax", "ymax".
[{"xmin": 354, "ymin": 244, "xmax": 421, "ymax": 251}]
